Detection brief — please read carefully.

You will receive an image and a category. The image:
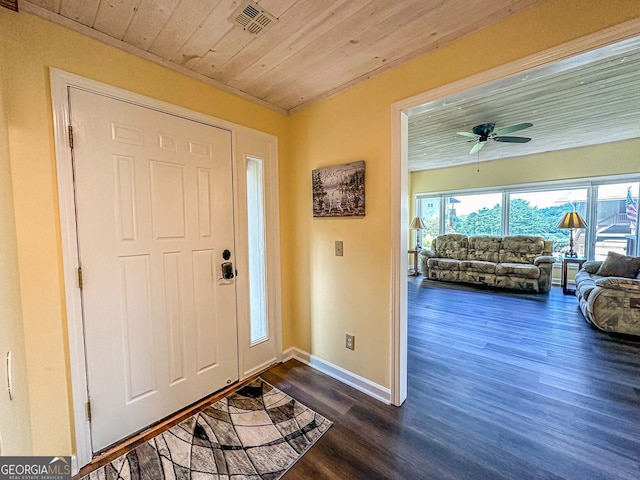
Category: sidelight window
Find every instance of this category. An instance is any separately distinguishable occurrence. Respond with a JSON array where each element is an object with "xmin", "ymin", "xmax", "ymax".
[{"xmin": 246, "ymin": 157, "xmax": 268, "ymax": 344}]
